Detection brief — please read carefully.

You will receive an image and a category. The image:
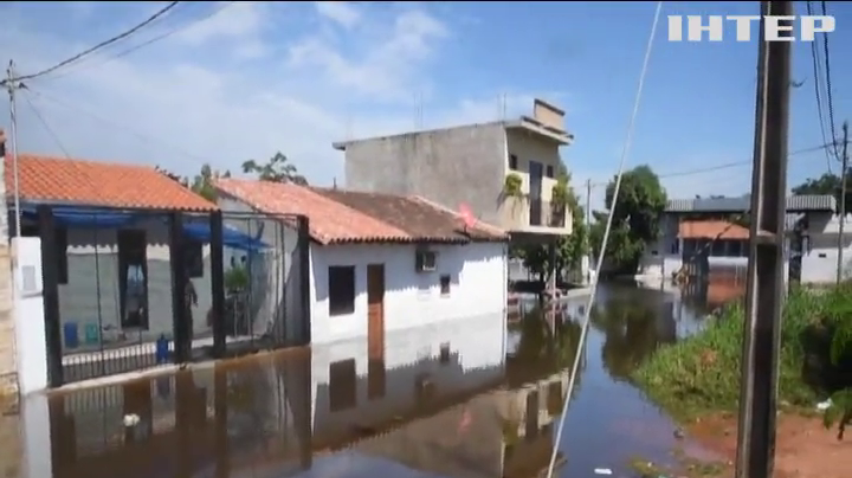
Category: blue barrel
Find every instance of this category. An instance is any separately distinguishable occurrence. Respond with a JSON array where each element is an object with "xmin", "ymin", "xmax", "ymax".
[{"xmin": 63, "ymin": 322, "xmax": 79, "ymax": 349}]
